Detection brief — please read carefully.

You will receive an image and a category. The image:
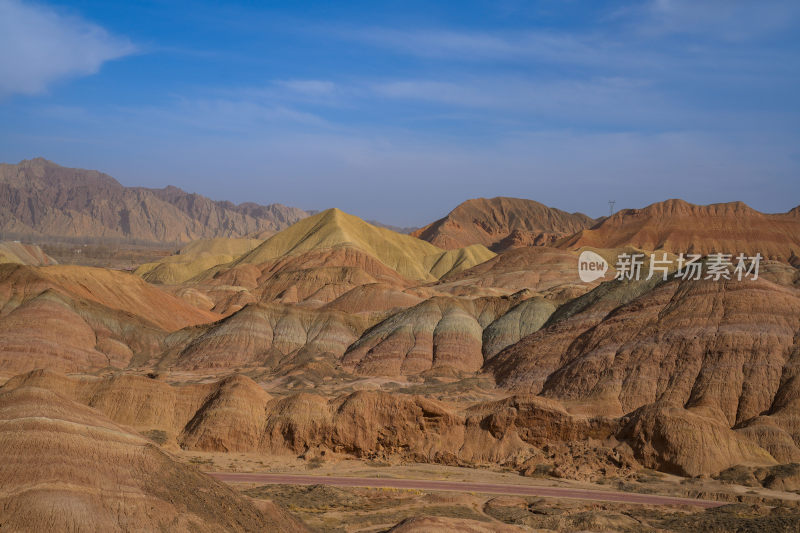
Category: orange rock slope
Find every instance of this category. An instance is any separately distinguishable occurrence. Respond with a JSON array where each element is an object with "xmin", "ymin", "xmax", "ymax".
[
  {"xmin": 0, "ymin": 383, "xmax": 307, "ymax": 532},
  {"xmin": 0, "ymin": 264, "xmax": 219, "ymax": 376},
  {"xmin": 1, "ymin": 370, "xmax": 634, "ymax": 480},
  {"xmin": 559, "ymin": 199, "xmax": 800, "ymax": 261},
  {"xmin": 412, "ymin": 197, "xmax": 595, "ymax": 251}
]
